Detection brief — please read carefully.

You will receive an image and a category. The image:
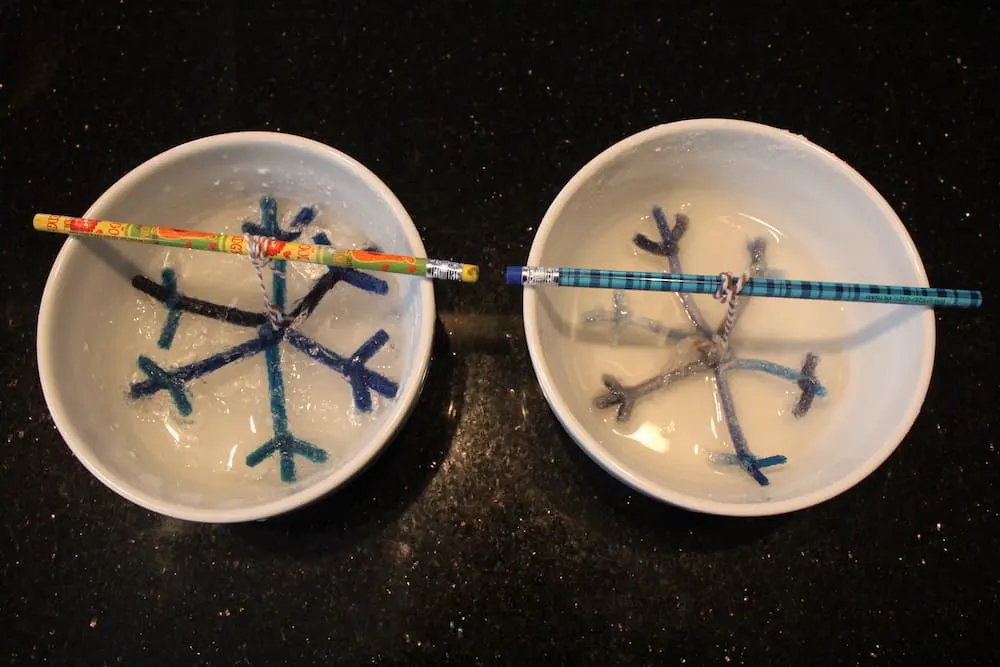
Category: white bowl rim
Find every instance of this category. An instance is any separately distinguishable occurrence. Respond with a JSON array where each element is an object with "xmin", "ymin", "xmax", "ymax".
[
  {"xmin": 522, "ymin": 118, "xmax": 936, "ymax": 517},
  {"xmin": 36, "ymin": 130, "xmax": 436, "ymax": 523}
]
